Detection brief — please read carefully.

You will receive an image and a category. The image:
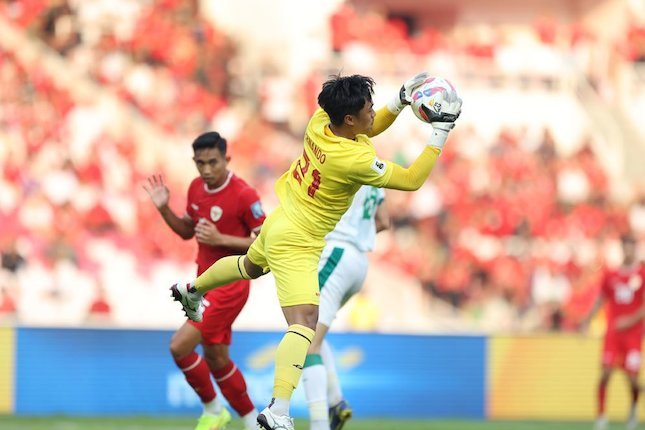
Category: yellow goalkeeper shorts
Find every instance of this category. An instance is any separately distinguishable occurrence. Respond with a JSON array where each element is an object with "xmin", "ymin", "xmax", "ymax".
[{"xmin": 247, "ymin": 206, "xmax": 323, "ymax": 307}]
